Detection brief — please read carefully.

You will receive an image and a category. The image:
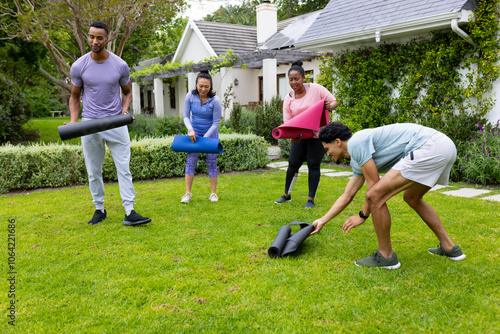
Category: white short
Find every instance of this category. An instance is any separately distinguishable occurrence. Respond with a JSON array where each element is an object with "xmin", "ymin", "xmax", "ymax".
[{"xmin": 392, "ymin": 132, "xmax": 456, "ymax": 187}]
